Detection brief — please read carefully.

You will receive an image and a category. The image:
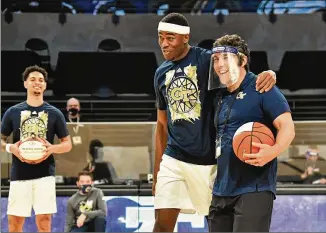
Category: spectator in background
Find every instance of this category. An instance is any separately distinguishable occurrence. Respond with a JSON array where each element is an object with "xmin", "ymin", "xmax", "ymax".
[
  {"xmin": 64, "ymin": 171, "xmax": 107, "ymax": 232},
  {"xmin": 84, "ymin": 139, "xmax": 117, "ymax": 184},
  {"xmin": 301, "ymin": 146, "xmax": 326, "ymax": 184},
  {"xmin": 66, "ymin": 97, "xmax": 83, "ymax": 122}
]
